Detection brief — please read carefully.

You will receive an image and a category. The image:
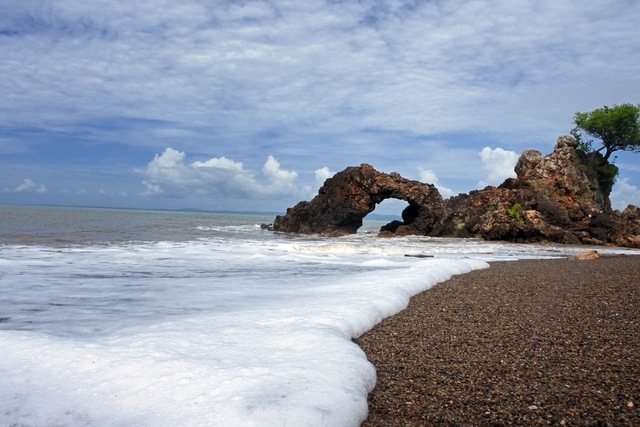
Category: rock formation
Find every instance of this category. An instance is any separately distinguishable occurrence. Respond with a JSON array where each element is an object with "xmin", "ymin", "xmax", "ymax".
[
  {"xmin": 273, "ymin": 164, "xmax": 443, "ymax": 236},
  {"xmin": 272, "ymin": 136, "xmax": 640, "ymax": 248},
  {"xmin": 432, "ymin": 135, "xmax": 640, "ymax": 247}
]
